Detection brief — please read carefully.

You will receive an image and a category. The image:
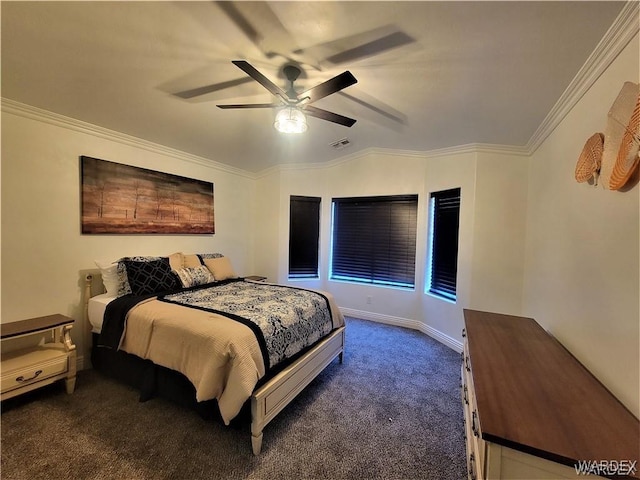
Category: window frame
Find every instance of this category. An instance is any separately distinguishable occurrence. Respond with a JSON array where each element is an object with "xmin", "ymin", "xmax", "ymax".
[
  {"xmin": 288, "ymin": 195, "xmax": 321, "ymax": 279},
  {"xmin": 330, "ymin": 194, "xmax": 418, "ymax": 289},
  {"xmin": 427, "ymin": 188, "xmax": 461, "ymax": 301}
]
